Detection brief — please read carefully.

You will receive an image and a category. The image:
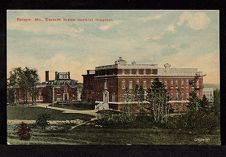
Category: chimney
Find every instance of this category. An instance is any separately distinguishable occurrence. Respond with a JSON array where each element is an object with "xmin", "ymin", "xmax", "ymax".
[
  {"xmin": 45, "ymin": 71, "xmax": 49, "ymax": 82},
  {"xmin": 55, "ymin": 71, "xmax": 58, "ymax": 80}
]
